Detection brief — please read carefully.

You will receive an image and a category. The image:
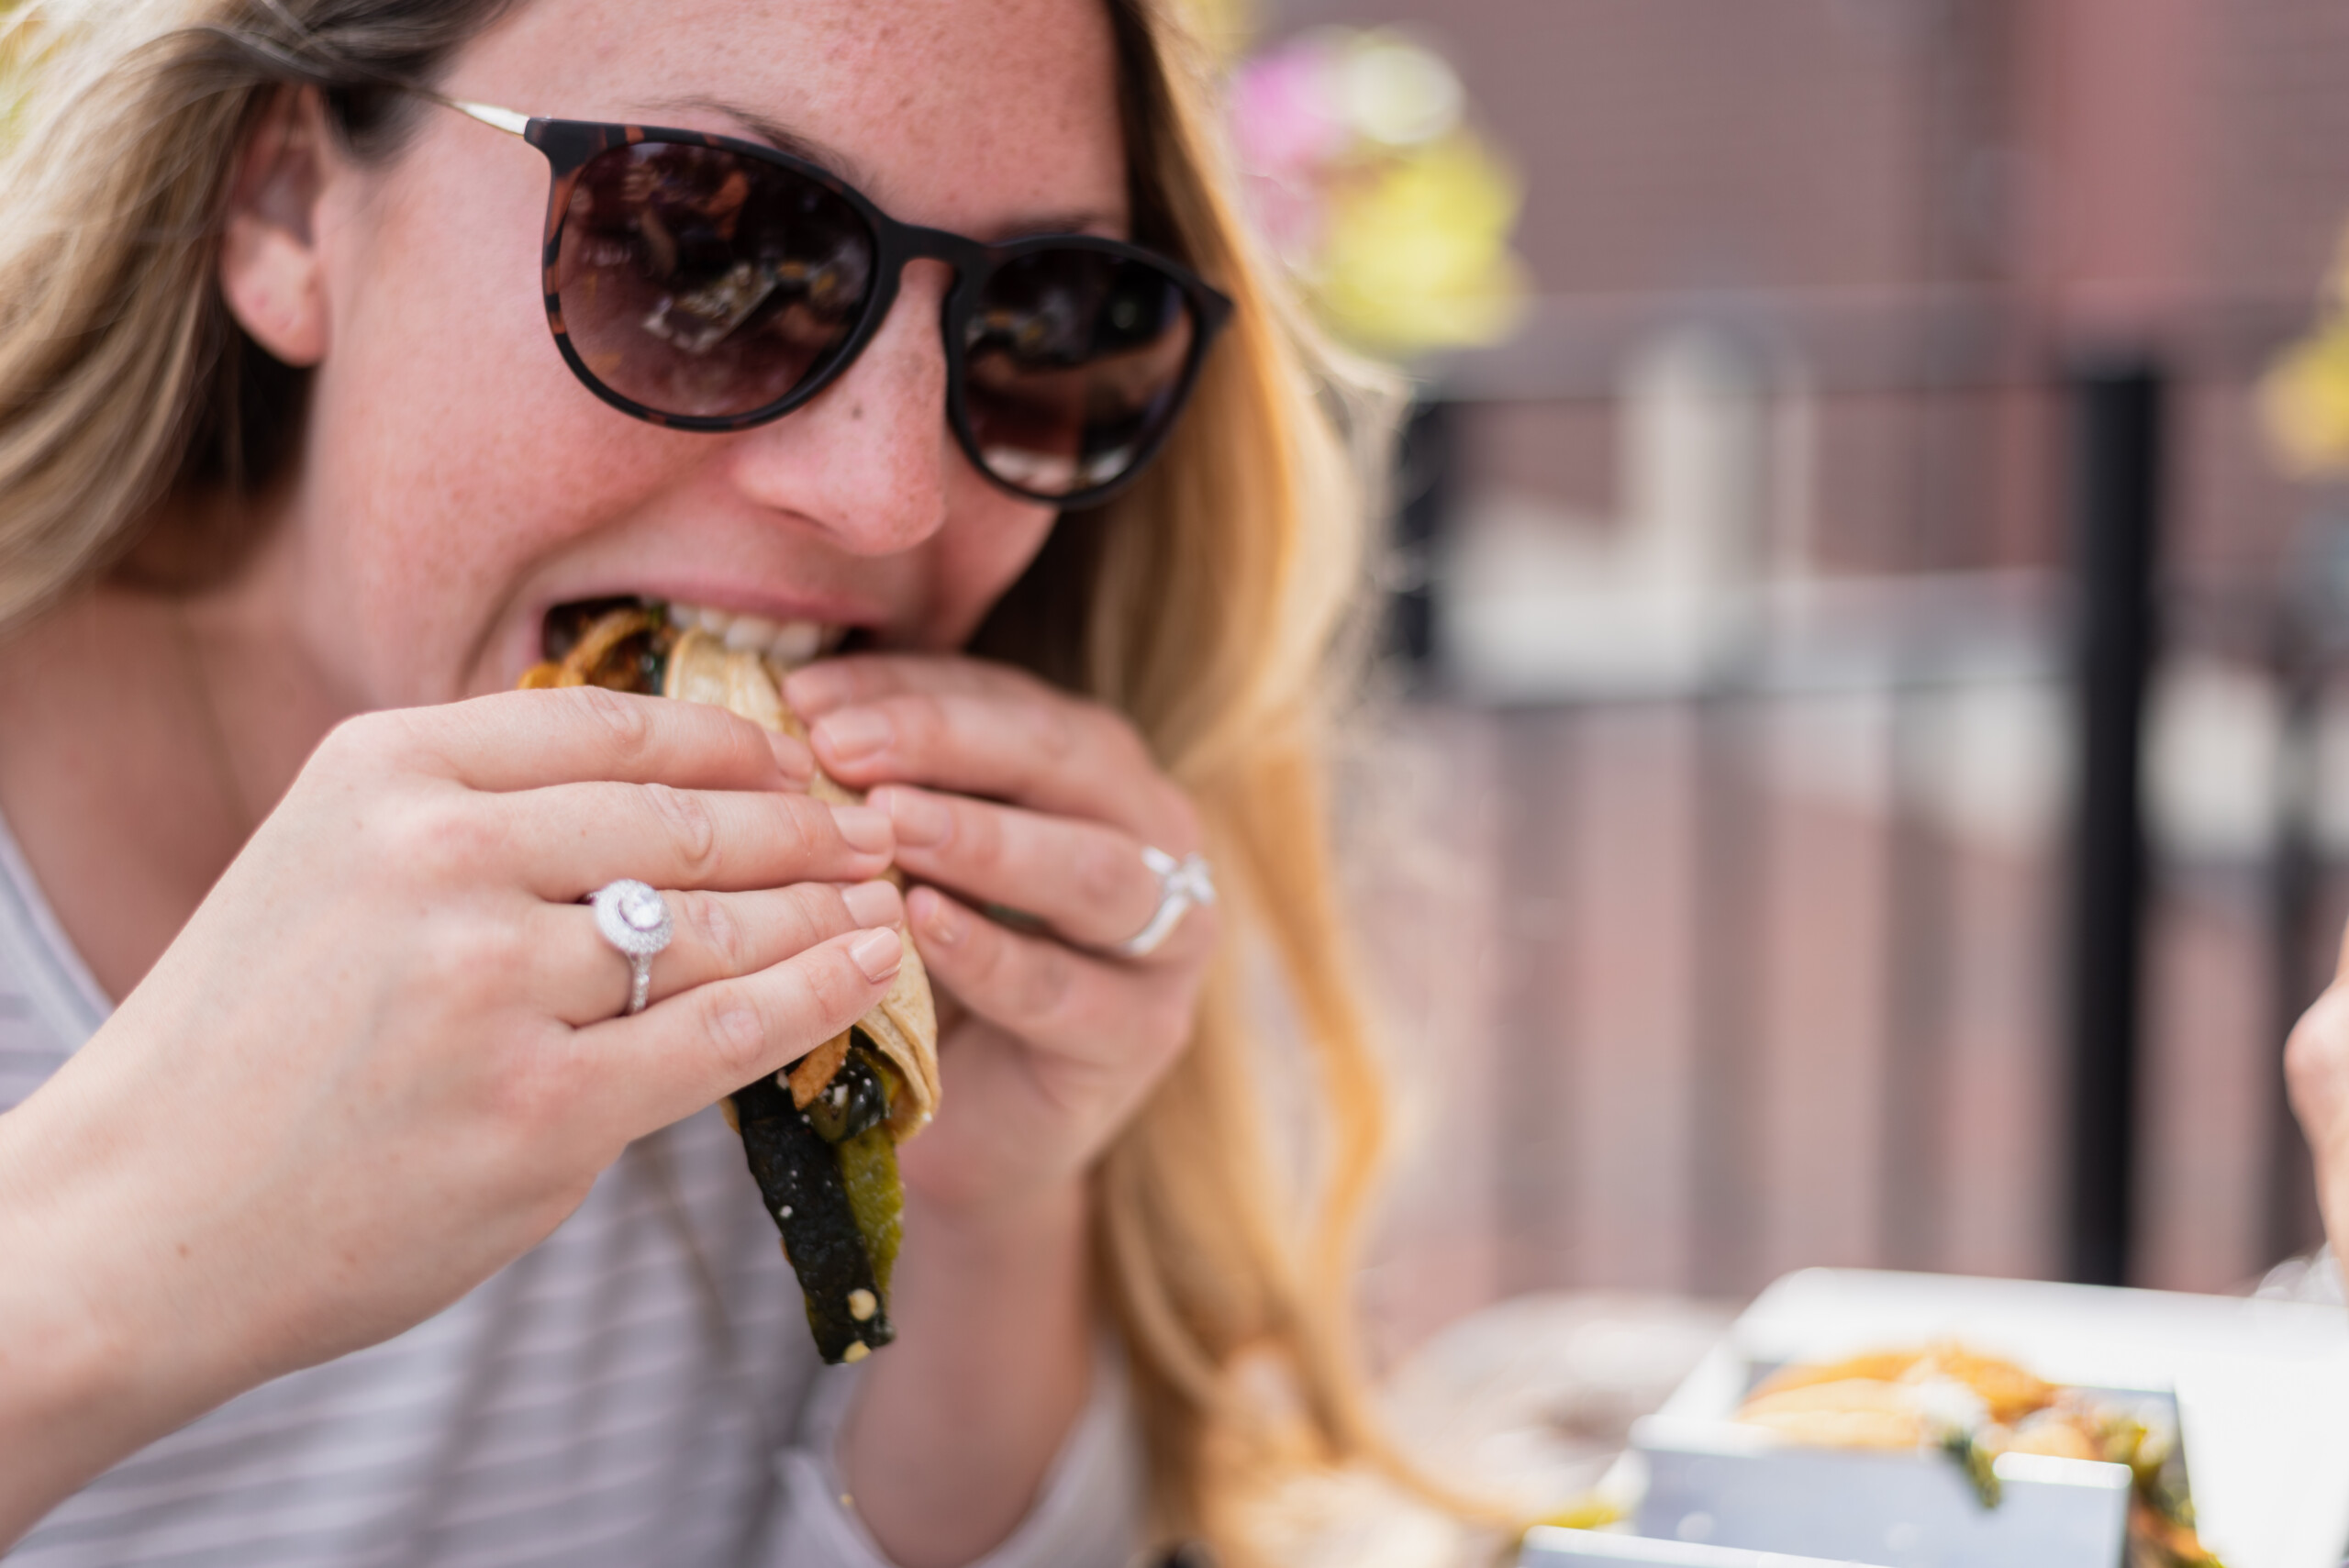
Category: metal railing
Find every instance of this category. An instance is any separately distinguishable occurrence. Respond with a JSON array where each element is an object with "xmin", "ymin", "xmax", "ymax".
[{"xmin": 1364, "ymin": 311, "xmax": 2338, "ymax": 1314}]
